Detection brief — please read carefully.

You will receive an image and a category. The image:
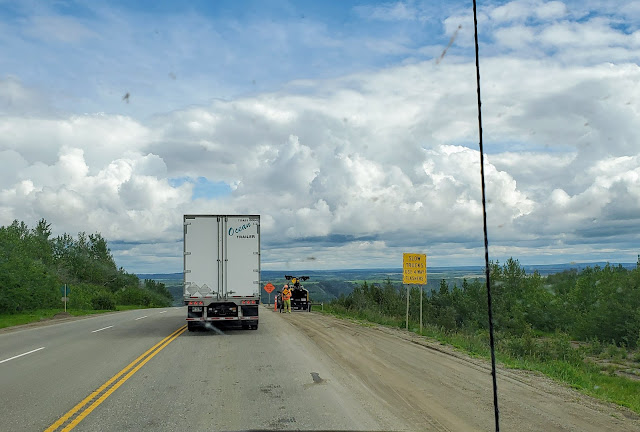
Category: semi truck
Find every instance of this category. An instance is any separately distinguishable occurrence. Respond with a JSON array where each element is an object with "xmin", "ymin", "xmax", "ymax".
[{"xmin": 183, "ymin": 214, "xmax": 260, "ymax": 331}]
